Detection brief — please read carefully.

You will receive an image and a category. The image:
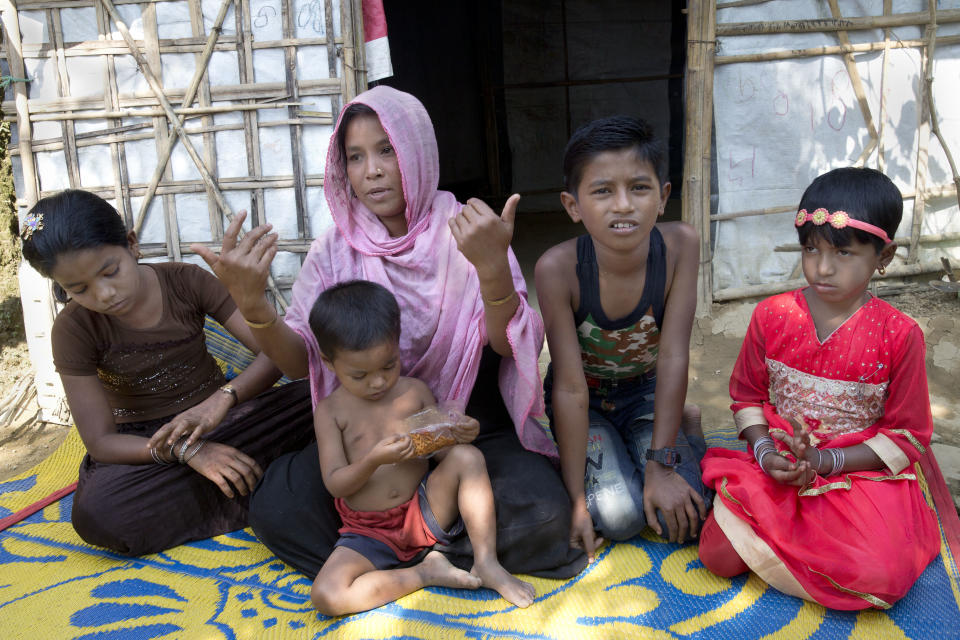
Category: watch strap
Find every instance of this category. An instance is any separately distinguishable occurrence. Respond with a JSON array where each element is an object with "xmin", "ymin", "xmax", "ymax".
[{"xmin": 645, "ymin": 447, "xmax": 681, "ymax": 467}]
